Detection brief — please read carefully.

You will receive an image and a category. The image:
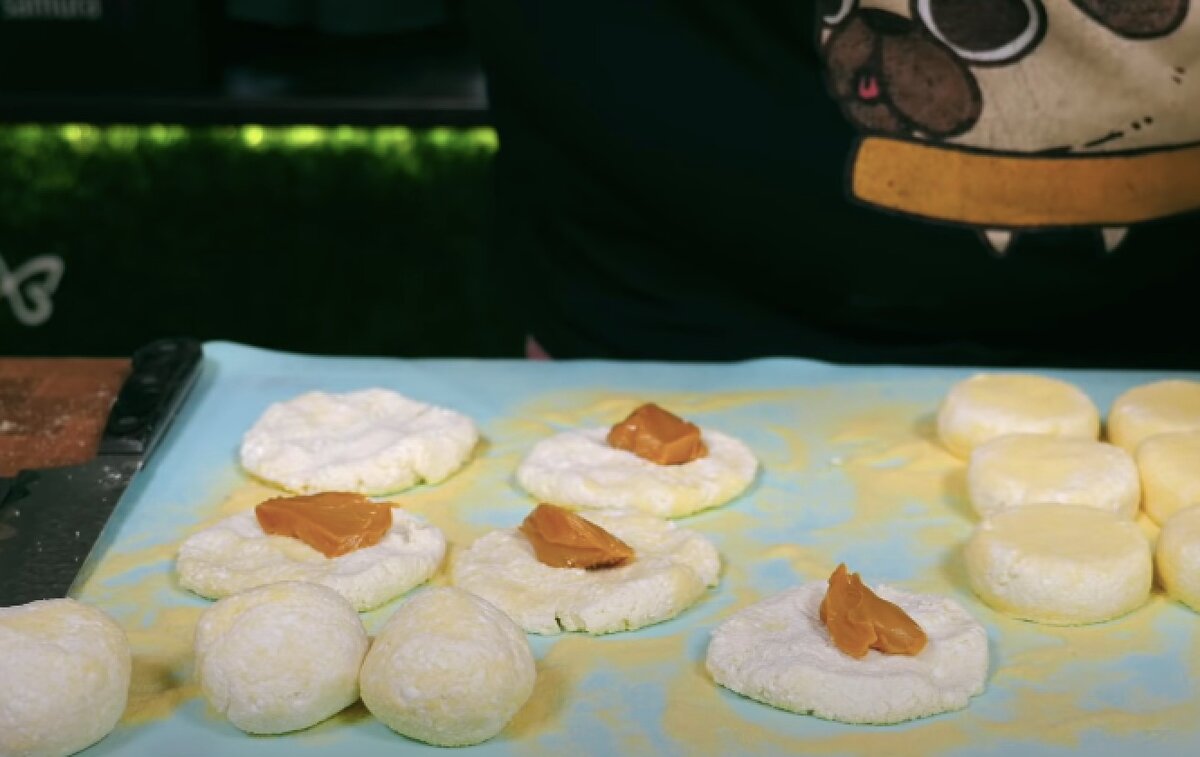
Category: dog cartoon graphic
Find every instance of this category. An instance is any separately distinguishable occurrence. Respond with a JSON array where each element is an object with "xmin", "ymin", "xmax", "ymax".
[{"xmin": 817, "ymin": 0, "xmax": 1200, "ymax": 253}]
